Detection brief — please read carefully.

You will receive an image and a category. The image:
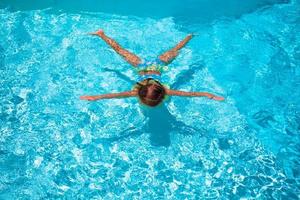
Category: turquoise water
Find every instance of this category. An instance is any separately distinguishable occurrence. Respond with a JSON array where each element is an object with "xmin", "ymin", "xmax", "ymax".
[{"xmin": 0, "ymin": 0, "xmax": 300, "ymax": 199}]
